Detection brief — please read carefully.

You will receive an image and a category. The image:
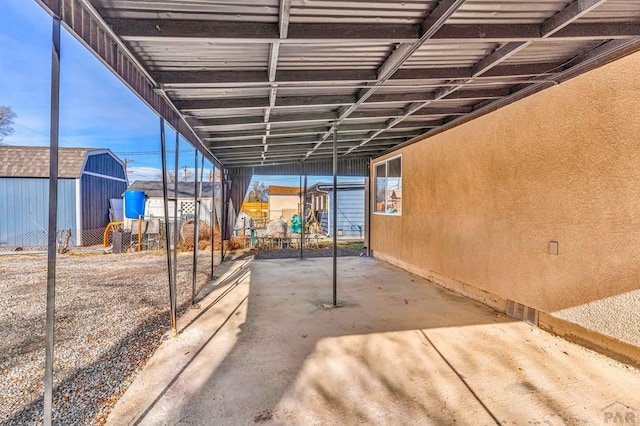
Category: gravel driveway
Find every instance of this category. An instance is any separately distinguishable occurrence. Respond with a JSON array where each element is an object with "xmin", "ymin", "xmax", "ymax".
[{"xmin": 0, "ymin": 250, "xmax": 214, "ymax": 425}]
